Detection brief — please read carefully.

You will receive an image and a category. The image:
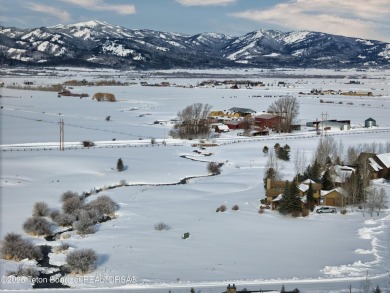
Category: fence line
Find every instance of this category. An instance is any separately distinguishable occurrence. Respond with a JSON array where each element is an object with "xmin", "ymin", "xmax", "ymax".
[
  {"xmin": 2, "ymin": 129, "xmax": 390, "ymax": 152},
  {"xmin": 0, "ymin": 143, "xmax": 184, "ymax": 152}
]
